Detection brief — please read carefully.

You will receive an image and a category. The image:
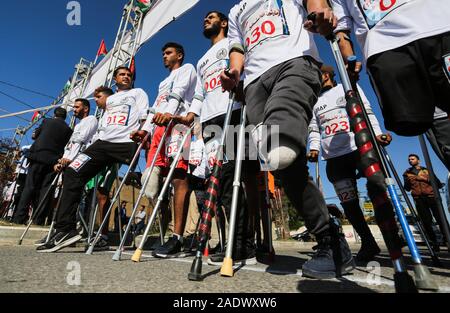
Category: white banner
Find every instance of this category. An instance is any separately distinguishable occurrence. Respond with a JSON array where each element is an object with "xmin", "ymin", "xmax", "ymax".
[{"xmin": 79, "ymin": 0, "xmax": 199, "ymax": 99}]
